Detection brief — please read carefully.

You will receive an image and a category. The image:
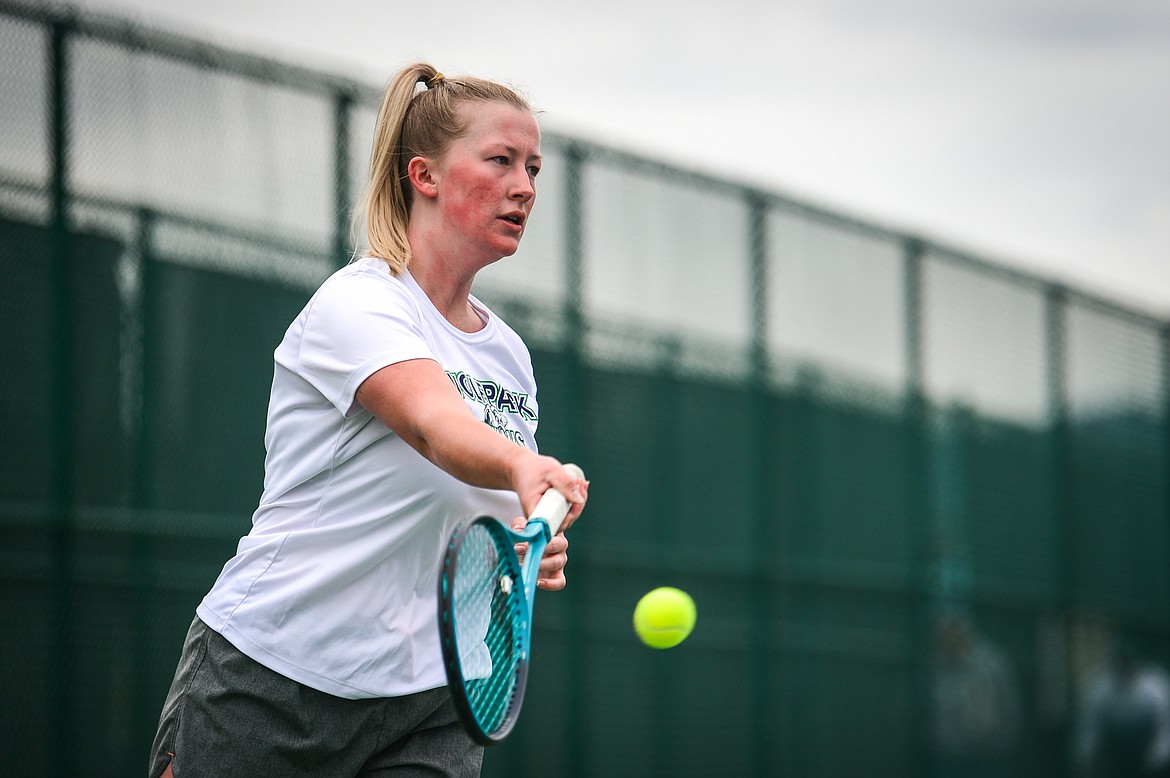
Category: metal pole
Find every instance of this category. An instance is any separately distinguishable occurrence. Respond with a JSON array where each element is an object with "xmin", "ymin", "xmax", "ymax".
[
  {"xmin": 333, "ymin": 91, "xmax": 352, "ymax": 268},
  {"xmin": 129, "ymin": 207, "xmax": 157, "ymax": 742},
  {"xmin": 48, "ymin": 17, "xmax": 75, "ymax": 776},
  {"xmin": 561, "ymin": 141, "xmax": 589, "ymax": 778},
  {"xmin": 1162, "ymin": 323, "xmax": 1170, "ymax": 664},
  {"xmin": 1163, "ymin": 324, "xmax": 1170, "ymax": 657},
  {"xmin": 902, "ymin": 237, "xmax": 931, "ymax": 778},
  {"xmin": 1044, "ymin": 284, "xmax": 1073, "ymax": 758},
  {"xmin": 747, "ymin": 191, "xmax": 775, "ymax": 775}
]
